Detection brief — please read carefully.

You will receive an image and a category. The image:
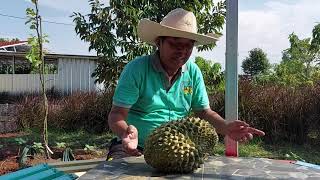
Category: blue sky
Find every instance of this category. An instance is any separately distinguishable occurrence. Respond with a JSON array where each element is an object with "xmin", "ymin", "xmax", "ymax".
[{"xmin": 1, "ymin": 0, "xmax": 319, "ymax": 70}]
